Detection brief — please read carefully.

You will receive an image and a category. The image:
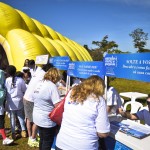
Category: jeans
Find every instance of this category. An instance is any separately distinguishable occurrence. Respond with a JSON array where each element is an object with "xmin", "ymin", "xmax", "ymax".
[
  {"xmin": 10, "ymin": 107, "xmax": 26, "ymax": 133},
  {"xmin": 0, "ymin": 115, "xmax": 4, "ymax": 129},
  {"xmin": 39, "ymin": 126, "xmax": 56, "ymax": 150}
]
